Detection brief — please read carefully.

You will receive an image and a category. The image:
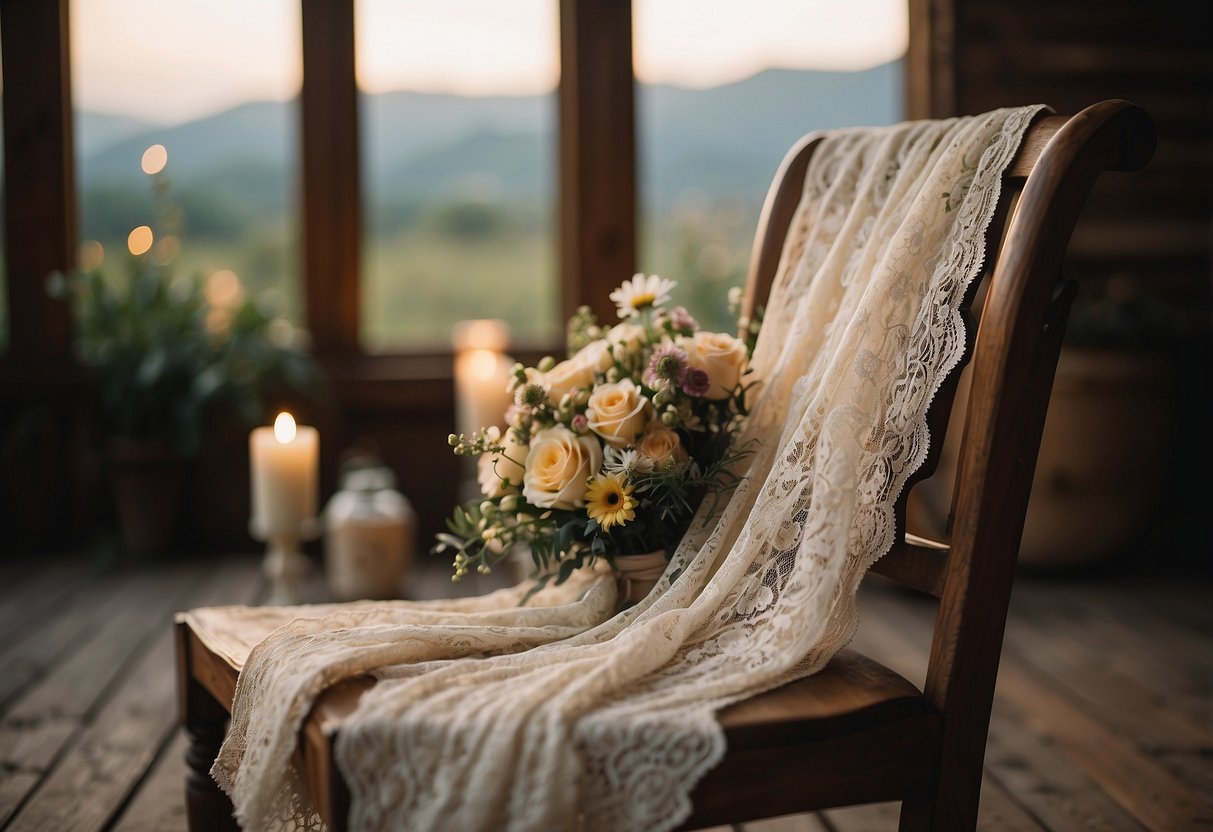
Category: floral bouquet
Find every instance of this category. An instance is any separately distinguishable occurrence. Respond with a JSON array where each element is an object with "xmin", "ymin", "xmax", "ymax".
[{"xmin": 436, "ymin": 275, "xmax": 760, "ymax": 602}]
